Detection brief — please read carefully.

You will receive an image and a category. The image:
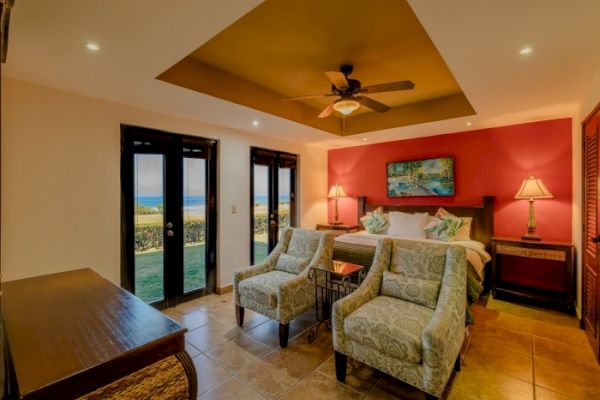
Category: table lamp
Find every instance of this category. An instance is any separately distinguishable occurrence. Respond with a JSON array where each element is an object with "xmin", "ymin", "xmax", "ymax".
[
  {"xmin": 328, "ymin": 183, "xmax": 347, "ymax": 225},
  {"xmin": 514, "ymin": 175, "xmax": 553, "ymax": 241}
]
